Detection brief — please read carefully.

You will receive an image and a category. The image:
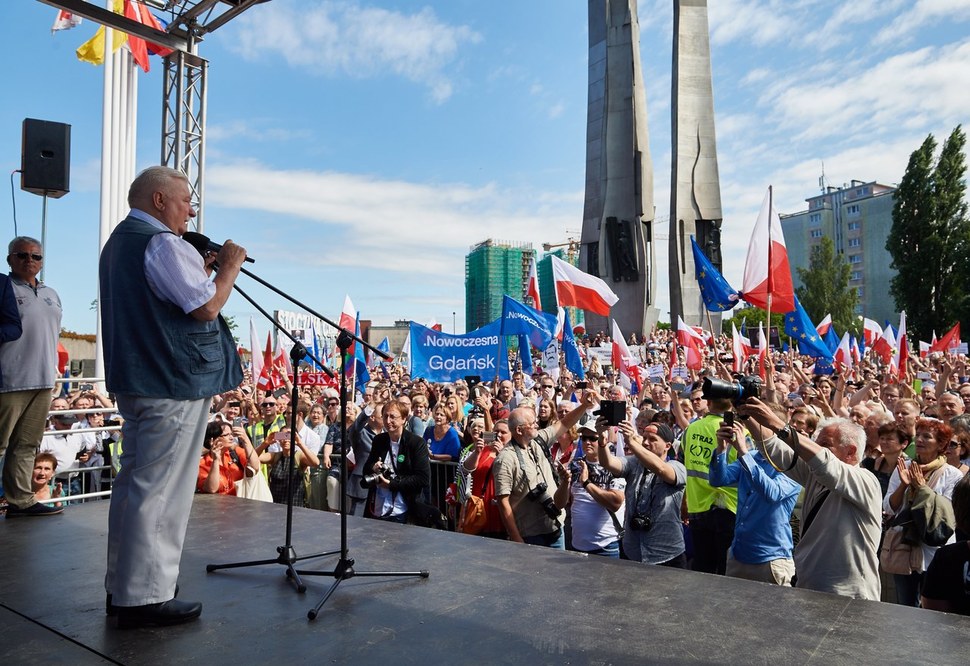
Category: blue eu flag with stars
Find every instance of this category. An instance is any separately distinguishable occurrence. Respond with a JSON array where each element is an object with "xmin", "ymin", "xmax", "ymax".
[
  {"xmin": 784, "ymin": 295, "xmax": 834, "ymax": 361},
  {"xmin": 691, "ymin": 237, "xmax": 739, "ymax": 312}
]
